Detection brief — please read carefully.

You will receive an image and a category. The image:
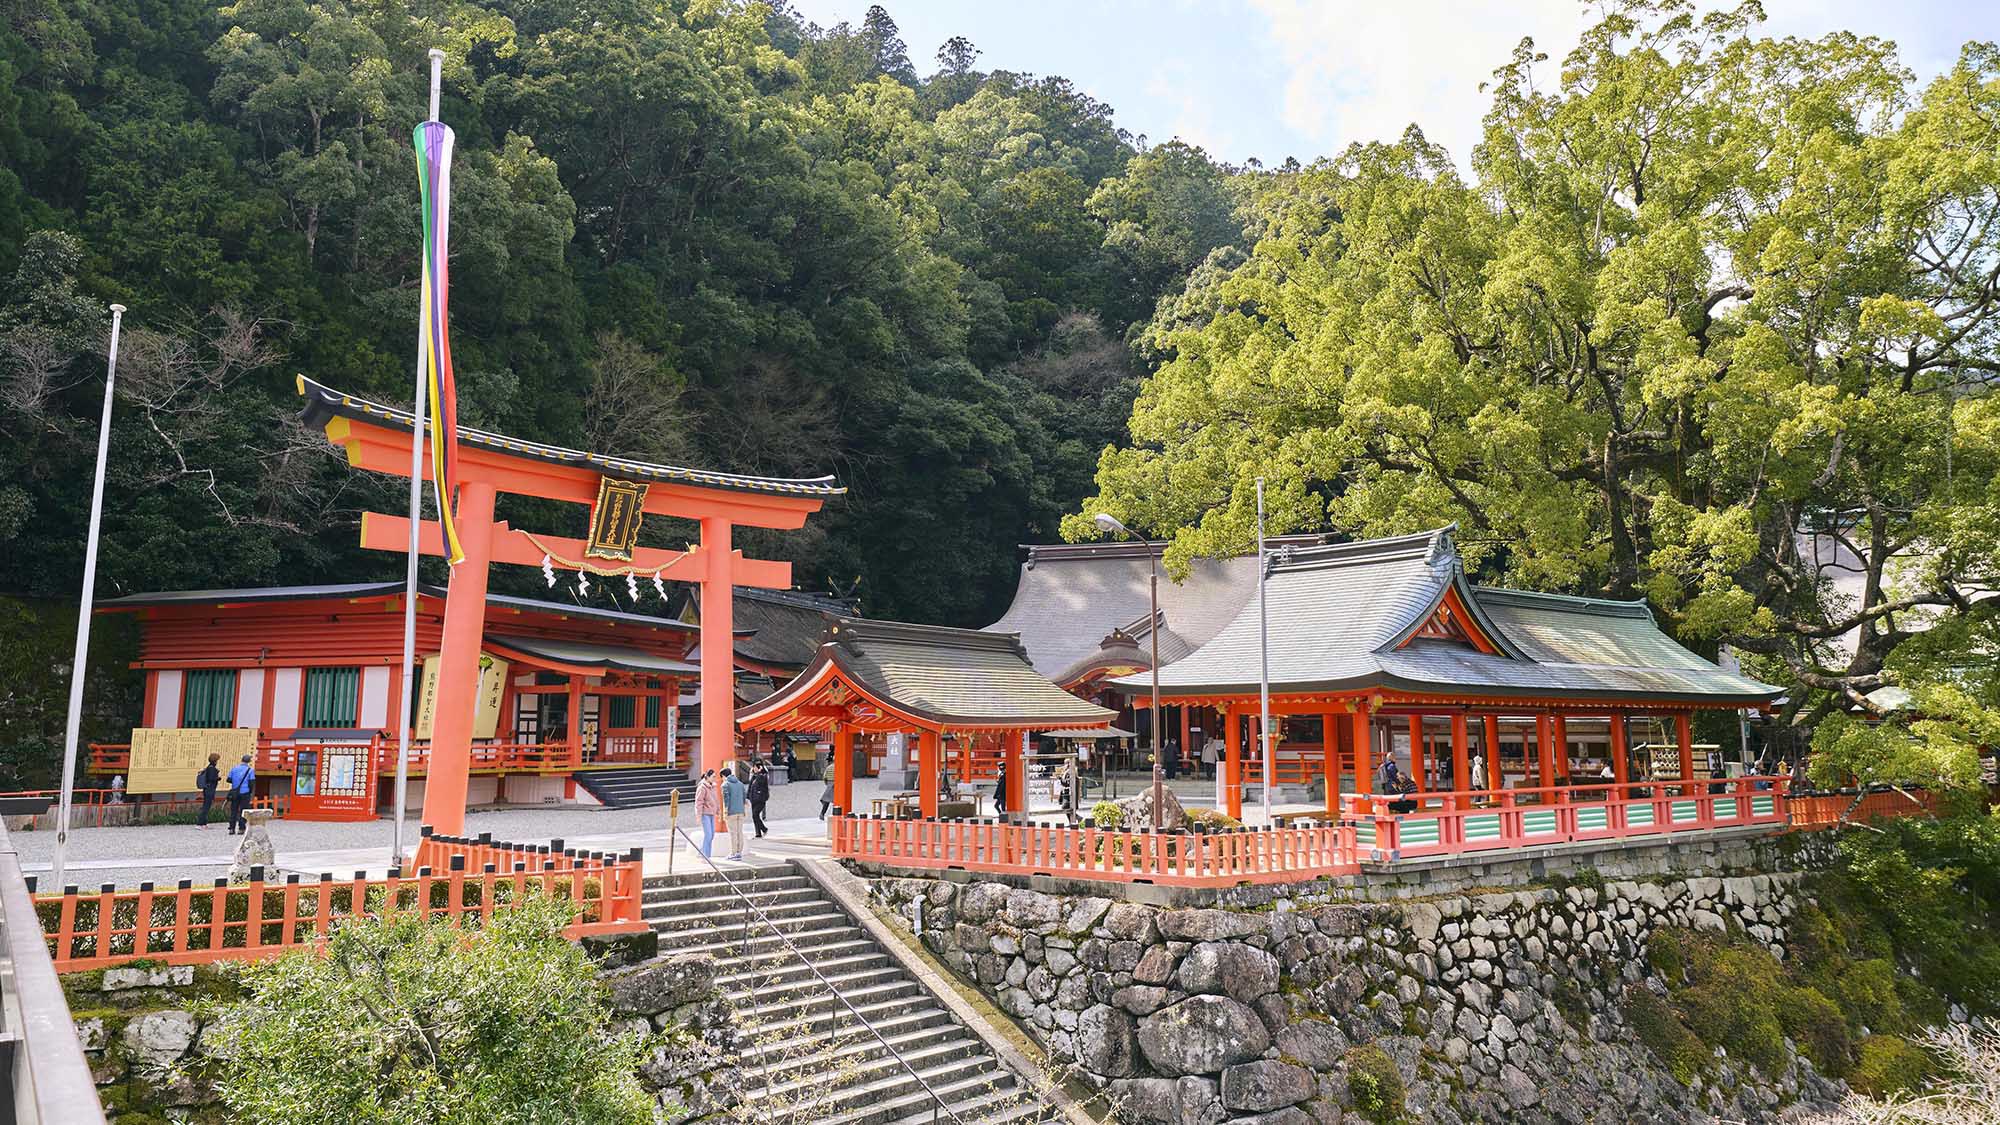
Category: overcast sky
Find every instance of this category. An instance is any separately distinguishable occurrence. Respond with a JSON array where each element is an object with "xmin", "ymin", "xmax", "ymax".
[{"xmin": 785, "ymin": 0, "xmax": 1998, "ymax": 168}]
